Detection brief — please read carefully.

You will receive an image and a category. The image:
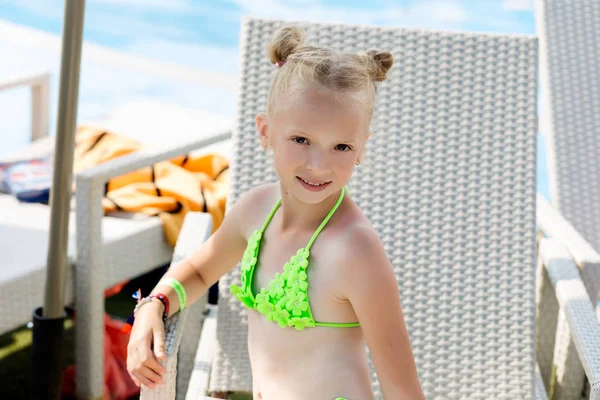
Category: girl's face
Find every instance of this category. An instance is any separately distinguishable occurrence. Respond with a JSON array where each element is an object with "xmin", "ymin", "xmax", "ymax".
[{"xmin": 257, "ymin": 86, "xmax": 369, "ymax": 204}]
